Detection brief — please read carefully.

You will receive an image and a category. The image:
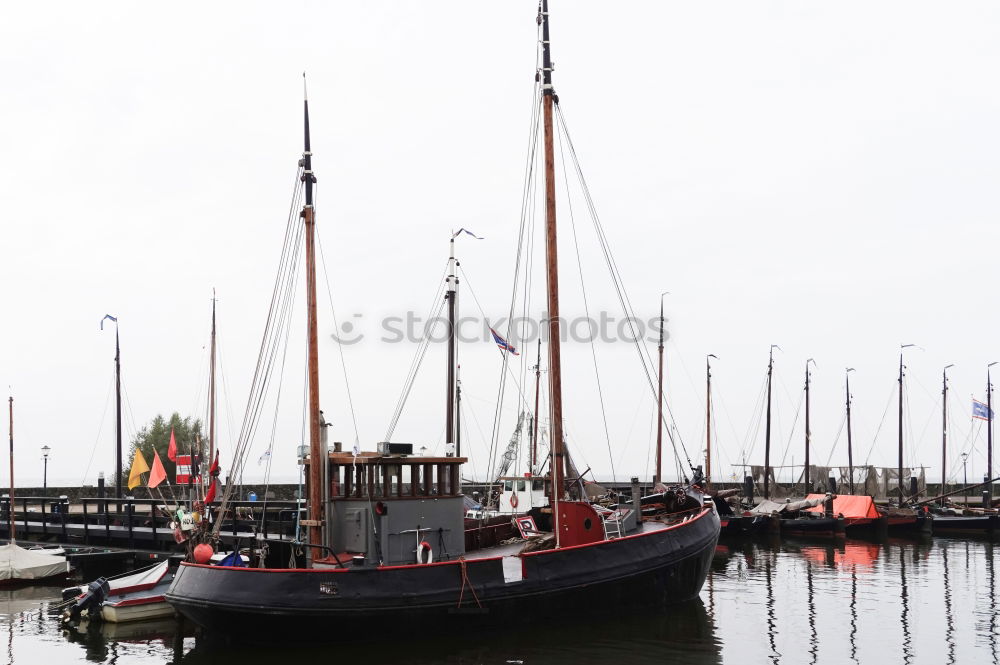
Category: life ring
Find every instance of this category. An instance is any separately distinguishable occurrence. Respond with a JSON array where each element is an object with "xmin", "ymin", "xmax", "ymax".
[
  {"xmin": 510, "ymin": 494, "xmax": 519, "ymax": 509},
  {"xmin": 416, "ymin": 540, "xmax": 434, "ymax": 564}
]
